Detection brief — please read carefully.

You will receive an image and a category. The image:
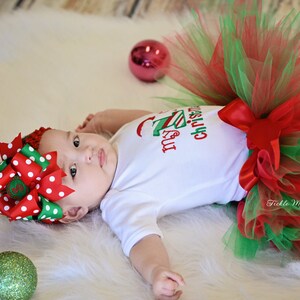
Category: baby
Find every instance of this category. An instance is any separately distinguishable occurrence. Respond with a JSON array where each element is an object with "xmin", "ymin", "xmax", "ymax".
[
  {"xmin": 38, "ymin": 106, "xmax": 247, "ymax": 299},
  {"xmin": 0, "ymin": 105, "xmax": 247, "ymax": 299},
  {"xmin": 2, "ymin": 1, "xmax": 299, "ymax": 298}
]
